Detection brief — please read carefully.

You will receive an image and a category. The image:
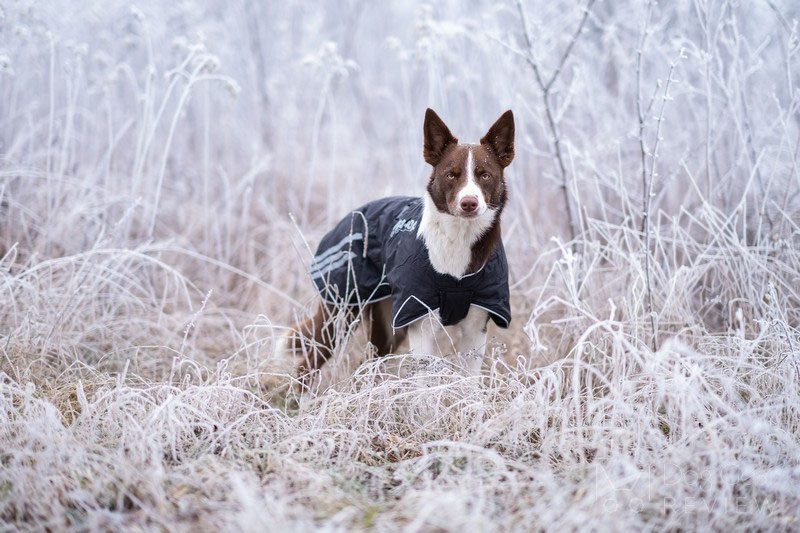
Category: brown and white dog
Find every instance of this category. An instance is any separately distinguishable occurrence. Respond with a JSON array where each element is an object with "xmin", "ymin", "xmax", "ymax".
[{"xmin": 270, "ymin": 108, "xmax": 514, "ymax": 383}]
